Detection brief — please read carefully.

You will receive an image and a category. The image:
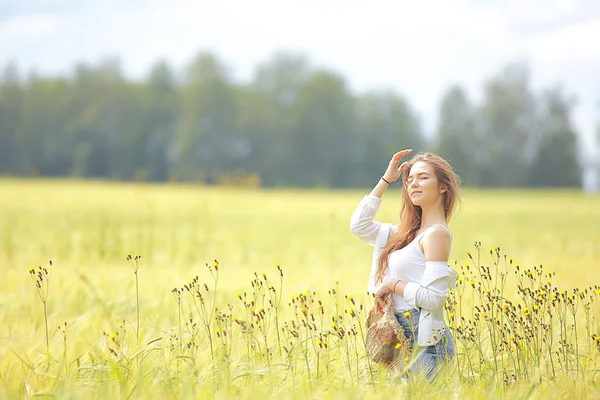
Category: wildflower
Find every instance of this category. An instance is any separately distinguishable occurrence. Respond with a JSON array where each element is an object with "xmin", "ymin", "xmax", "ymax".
[
  {"xmin": 449, "ymin": 312, "xmax": 455, "ymax": 318},
  {"xmin": 349, "ymin": 309, "xmax": 356, "ymax": 317},
  {"xmin": 331, "ymin": 322, "xmax": 337, "ymax": 329},
  {"xmin": 403, "ymin": 311, "xmax": 411, "ymax": 317},
  {"xmin": 347, "ymin": 295, "xmax": 353, "ymax": 301},
  {"xmin": 109, "ymin": 333, "xmax": 116, "ymax": 340},
  {"xmin": 533, "ymin": 305, "xmax": 540, "ymax": 311},
  {"xmin": 596, "ymin": 289, "xmax": 600, "ymax": 295},
  {"xmin": 404, "ymin": 357, "xmax": 409, "ymax": 363},
  {"xmin": 469, "ymin": 281, "xmax": 475, "ymax": 287},
  {"xmin": 488, "ymin": 247, "xmax": 493, "ymax": 254},
  {"xmin": 395, "ymin": 343, "xmax": 402, "ymax": 349}
]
